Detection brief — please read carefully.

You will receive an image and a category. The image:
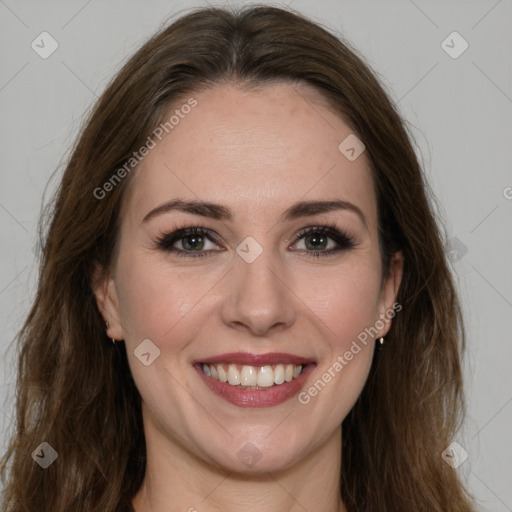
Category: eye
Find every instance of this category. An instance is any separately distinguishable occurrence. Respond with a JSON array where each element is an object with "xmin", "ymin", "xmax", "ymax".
[
  {"xmin": 154, "ymin": 221, "xmax": 357, "ymax": 259},
  {"xmin": 290, "ymin": 223, "xmax": 357, "ymax": 258},
  {"xmin": 155, "ymin": 226, "xmax": 222, "ymax": 258}
]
